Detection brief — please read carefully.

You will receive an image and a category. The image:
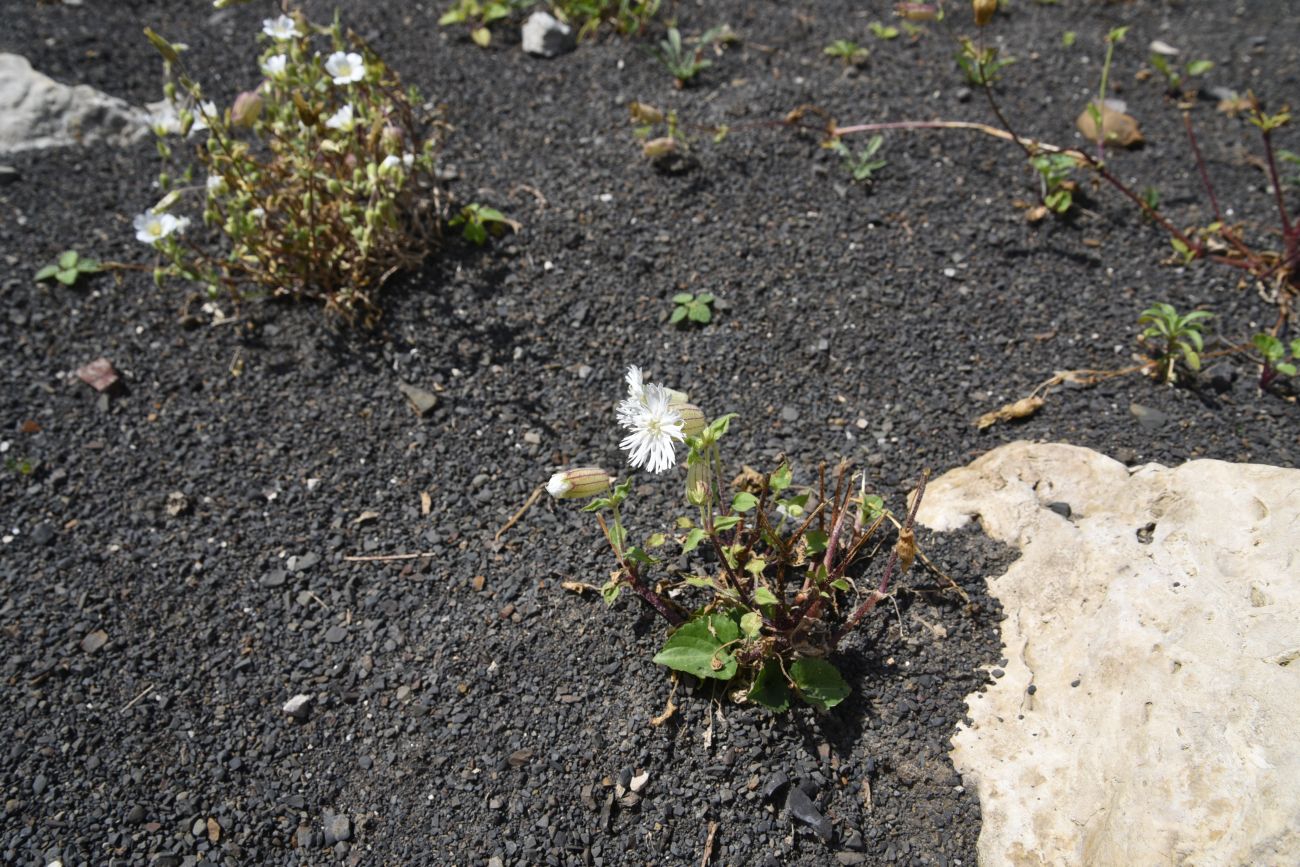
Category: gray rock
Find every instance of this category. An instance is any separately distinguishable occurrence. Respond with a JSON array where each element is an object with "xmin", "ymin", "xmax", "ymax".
[
  {"xmin": 521, "ymin": 11, "xmax": 575, "ymax": 58},
  {"xmin": 282, "ymin": 694, "xmax": 311, "ymax": 720},
  {"xmin": 0, "ymin": 53, "xmax": 152, "ymax": 154},
  {"xmin": 0, "ymin": 164, "xmax": 18, "ymax": 185},
  {"xmin": 287, "ymin": 551, "xmax": 320, "ymax": 572},
  {"xmin": 398, "ymin": 382, "xmax": 438, "ymax": 416},
  {"xmin": 1129, "ymin": 402, "xmax": 1168, "ymax": 433},
  {"xmin": 323, "ymin": 812, "xmax": 352, "ymax": 845},
  {"xmin": 785, "ymin": 786, "xmax": 832, "ymax": 841}
]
